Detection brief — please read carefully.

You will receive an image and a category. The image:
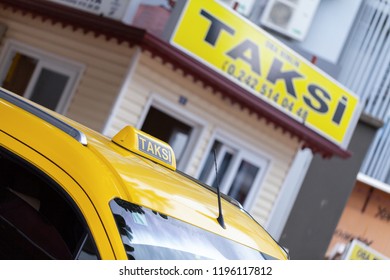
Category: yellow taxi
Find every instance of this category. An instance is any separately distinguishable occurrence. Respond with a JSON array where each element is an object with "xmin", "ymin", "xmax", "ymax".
[{"xmin": 0, "ymin": 88, "xmax": 288, "ymax": 260}]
